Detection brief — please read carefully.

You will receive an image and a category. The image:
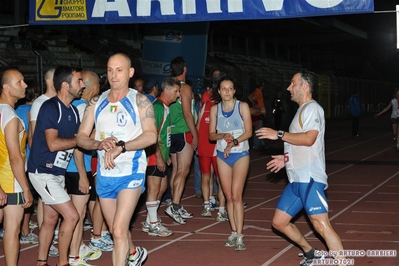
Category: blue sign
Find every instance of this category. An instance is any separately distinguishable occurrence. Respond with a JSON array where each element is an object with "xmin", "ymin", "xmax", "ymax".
[
  {"xmin": 30, "ymin": 0, "xmax": 374, "ymax": 25},
  {"xmin": 141, "ymin": 23, "xmax": 208, "ymax": 94}
]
